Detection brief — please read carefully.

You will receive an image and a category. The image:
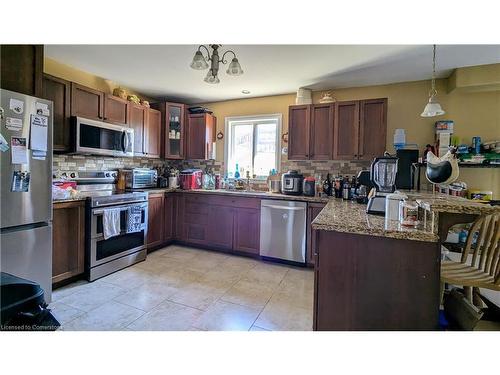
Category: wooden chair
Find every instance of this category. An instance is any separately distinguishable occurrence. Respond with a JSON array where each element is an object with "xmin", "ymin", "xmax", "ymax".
[{"xmin": 441, "ymin": 212, "xmax": 500, "ymax": 306}]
